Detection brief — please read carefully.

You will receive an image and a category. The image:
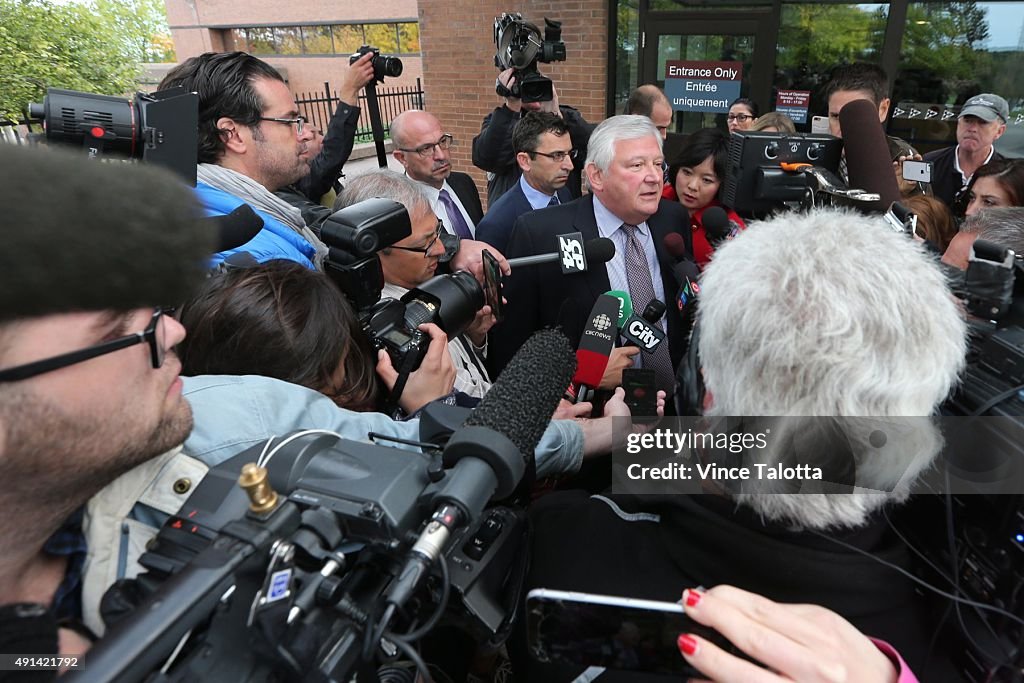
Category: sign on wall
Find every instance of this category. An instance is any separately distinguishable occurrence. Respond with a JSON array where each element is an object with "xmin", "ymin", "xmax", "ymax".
[
  {"xmin": 774, "ymin": 90, "xmax": 811, "ymax": 124},
  {"xmin": 664, "ymin": 61, "xmax": 743, "ymax": 113}
]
